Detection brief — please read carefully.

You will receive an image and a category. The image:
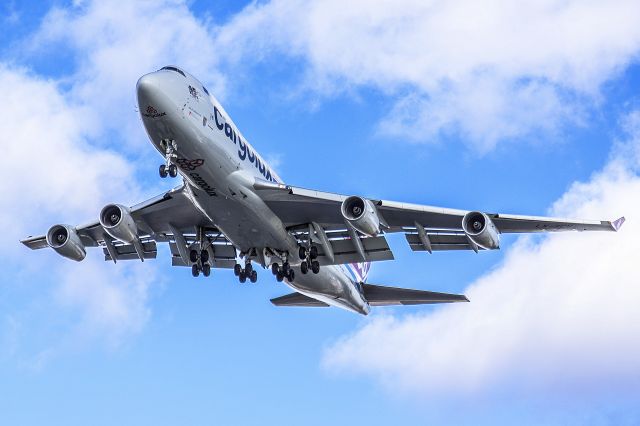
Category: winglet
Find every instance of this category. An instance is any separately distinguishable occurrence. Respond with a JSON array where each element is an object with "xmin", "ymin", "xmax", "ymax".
[{"xmin": 611, "ymin": 216, "xmax": 626, "ymax": 232}]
